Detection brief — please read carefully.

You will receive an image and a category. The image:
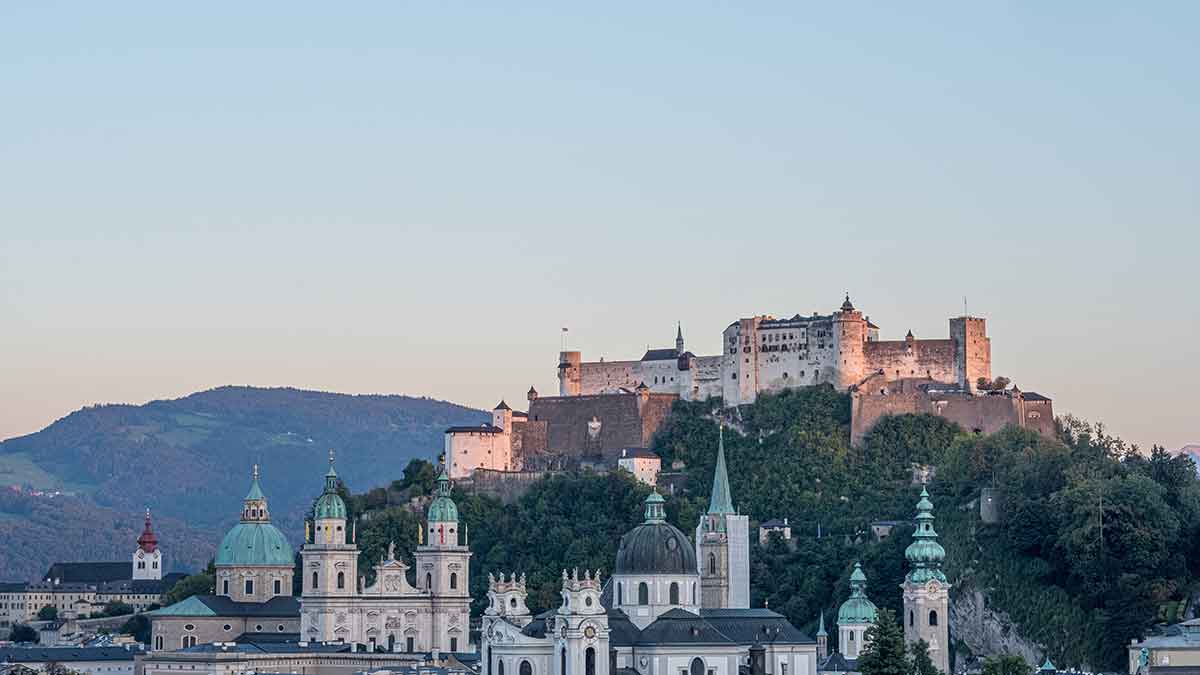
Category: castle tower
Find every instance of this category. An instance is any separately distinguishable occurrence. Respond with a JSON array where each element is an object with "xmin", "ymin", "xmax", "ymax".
[
  {"xmin": 132, "ymin": 509, "xmax": 162, "ymax": 581},
  {"xmin": 902, "ymin": 487, "xmax": 951, "ymax": 674},
  {"xmin": 695, "ymin": 426, "xmax": 750, "ymax": 609},
  {"xmin": 215, "ymin": 465, "xmax": 294, "ymax": 602},
  {"xmin": 833, "ymin": 294, "xmax": 867, "ymax": 390},
  {"xmin": 838, "ymin": 563, "xmax": 878, "ymax": 659},
  {"xmin": 950, "ymin": 316, "xmax": 991, "ymax": 392},
  {"xmin": 300, "ymin": 451, "xmax": 360, "ymax": 641},
  {"xmin": 675, "ymin": 322, "xmax": 685, "ymax": 354},
  {"xmin": 493, "ymin": 400, "xmax": 514, "ymax": 432},
  {"xmin": 559, "ymin": 351, "xmax": 582, "ymax": 396},
  {"xmin": 815, "ymin": 612, "xmax": 828, "ymax": 661},
  {"xmin": 413, "ymin": 468, "xmax": 473, "ymax": 652},
  {"xmin": 555, "ymin": 569, "xmax": 610, "ymax": 675},
  {"xmin": 528, "ymin": 385, "xmax": 539, "ymax": 404}
]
